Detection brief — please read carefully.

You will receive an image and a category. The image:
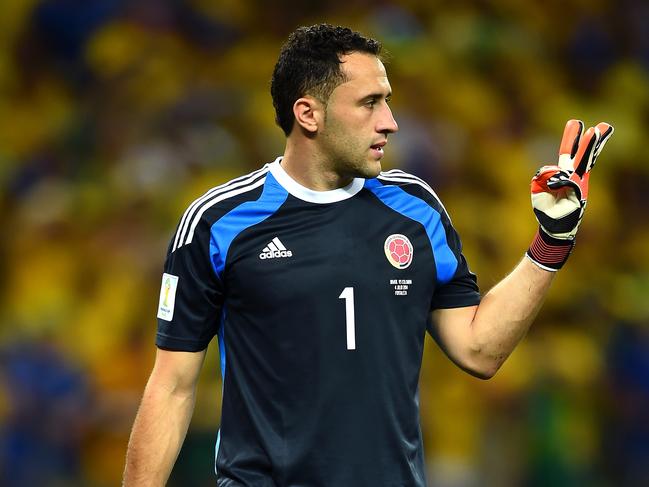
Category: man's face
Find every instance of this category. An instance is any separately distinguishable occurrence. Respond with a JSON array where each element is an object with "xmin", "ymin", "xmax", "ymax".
[{"xmin": 317, "ymin": 52, "xmax": 399, "ymax": 179}]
